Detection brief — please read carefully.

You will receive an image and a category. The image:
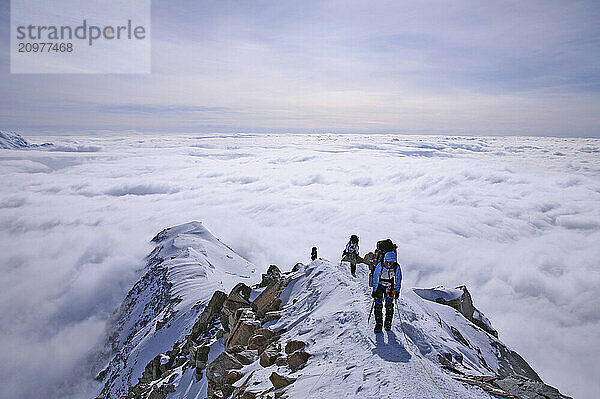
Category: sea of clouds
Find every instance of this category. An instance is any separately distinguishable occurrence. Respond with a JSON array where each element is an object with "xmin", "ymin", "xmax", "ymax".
[{"xmin": 1, "ymin": 133, "xmax": 599, "ymax": 398}]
